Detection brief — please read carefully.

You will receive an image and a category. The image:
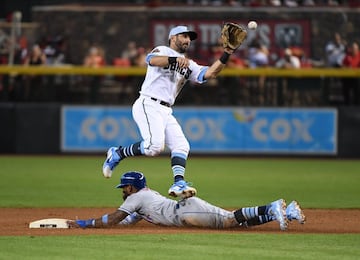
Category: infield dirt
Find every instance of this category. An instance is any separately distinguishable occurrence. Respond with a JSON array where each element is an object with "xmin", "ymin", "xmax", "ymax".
[{"xmin": 0, "ymin": 208, "xmax": 359, "ymax": 236}]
